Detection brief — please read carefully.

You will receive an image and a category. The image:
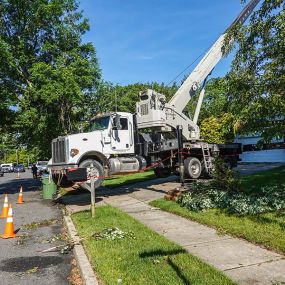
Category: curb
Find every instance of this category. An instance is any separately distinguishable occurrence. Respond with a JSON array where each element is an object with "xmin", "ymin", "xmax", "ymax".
[{"xmin": 64, "ymin": 215, "xmax": 99, "ymax": 285}]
